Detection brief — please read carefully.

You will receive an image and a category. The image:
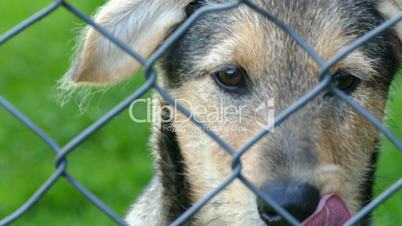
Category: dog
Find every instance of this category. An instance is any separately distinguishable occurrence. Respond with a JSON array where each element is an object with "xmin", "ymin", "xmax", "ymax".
[{"xmin": 61, "ymin": 0, "xmax": 402, "ymax": 225}]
